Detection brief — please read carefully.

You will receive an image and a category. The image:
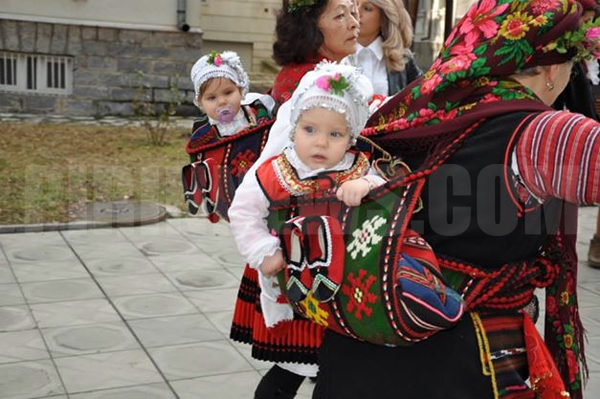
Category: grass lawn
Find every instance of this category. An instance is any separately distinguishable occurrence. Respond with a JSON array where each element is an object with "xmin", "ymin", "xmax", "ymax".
[{"xmin": 0, "ymin": 121, "xmax": 191, "ymax": 224}]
